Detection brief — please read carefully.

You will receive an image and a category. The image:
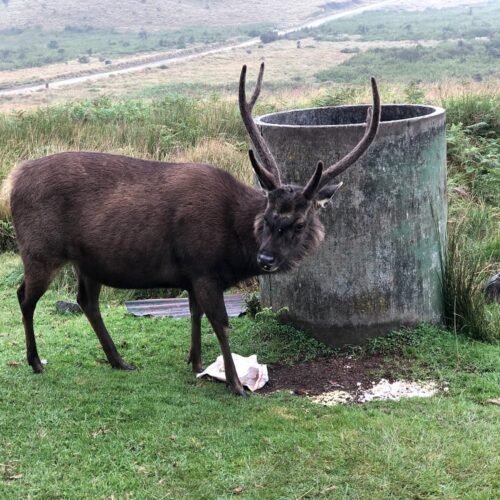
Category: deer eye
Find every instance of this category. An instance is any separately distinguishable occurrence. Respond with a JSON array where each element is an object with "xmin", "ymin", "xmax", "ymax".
[
  {"xmin": 295, "ymin": 224, "xmax": 304, "ymax": 232},
  {"xmin": 277, "ymin": 228, "xmax": 284, "ymax": 235}
]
